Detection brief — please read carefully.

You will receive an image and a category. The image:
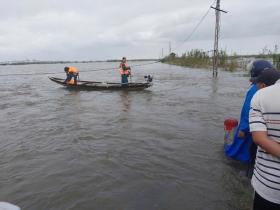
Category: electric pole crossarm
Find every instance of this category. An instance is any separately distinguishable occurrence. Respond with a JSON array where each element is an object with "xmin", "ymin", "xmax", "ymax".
[{"xmin": 210, "ymin": 6, "xmax": 228, "ymax": 13}]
